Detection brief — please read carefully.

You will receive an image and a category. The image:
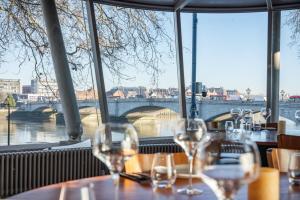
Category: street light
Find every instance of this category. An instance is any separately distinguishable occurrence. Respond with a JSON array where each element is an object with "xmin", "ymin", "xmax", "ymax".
[
  {"xmin": 246, "ymin": 88, "xmax": 251, "ymax": 101},
  {"xmin": 280, "ymin": 90, "xmax": 285, "ymax": 101},
  {"xmin": 4, "ymin": 96, "xmax": 11, "ymax": 146}
]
